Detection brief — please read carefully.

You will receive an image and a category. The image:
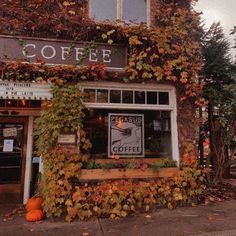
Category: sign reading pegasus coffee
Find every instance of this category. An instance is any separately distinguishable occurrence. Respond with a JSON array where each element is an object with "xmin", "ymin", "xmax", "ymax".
[{"xmin": 0, "ymin": 35, "xmax": 127, "ymax": 70}]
